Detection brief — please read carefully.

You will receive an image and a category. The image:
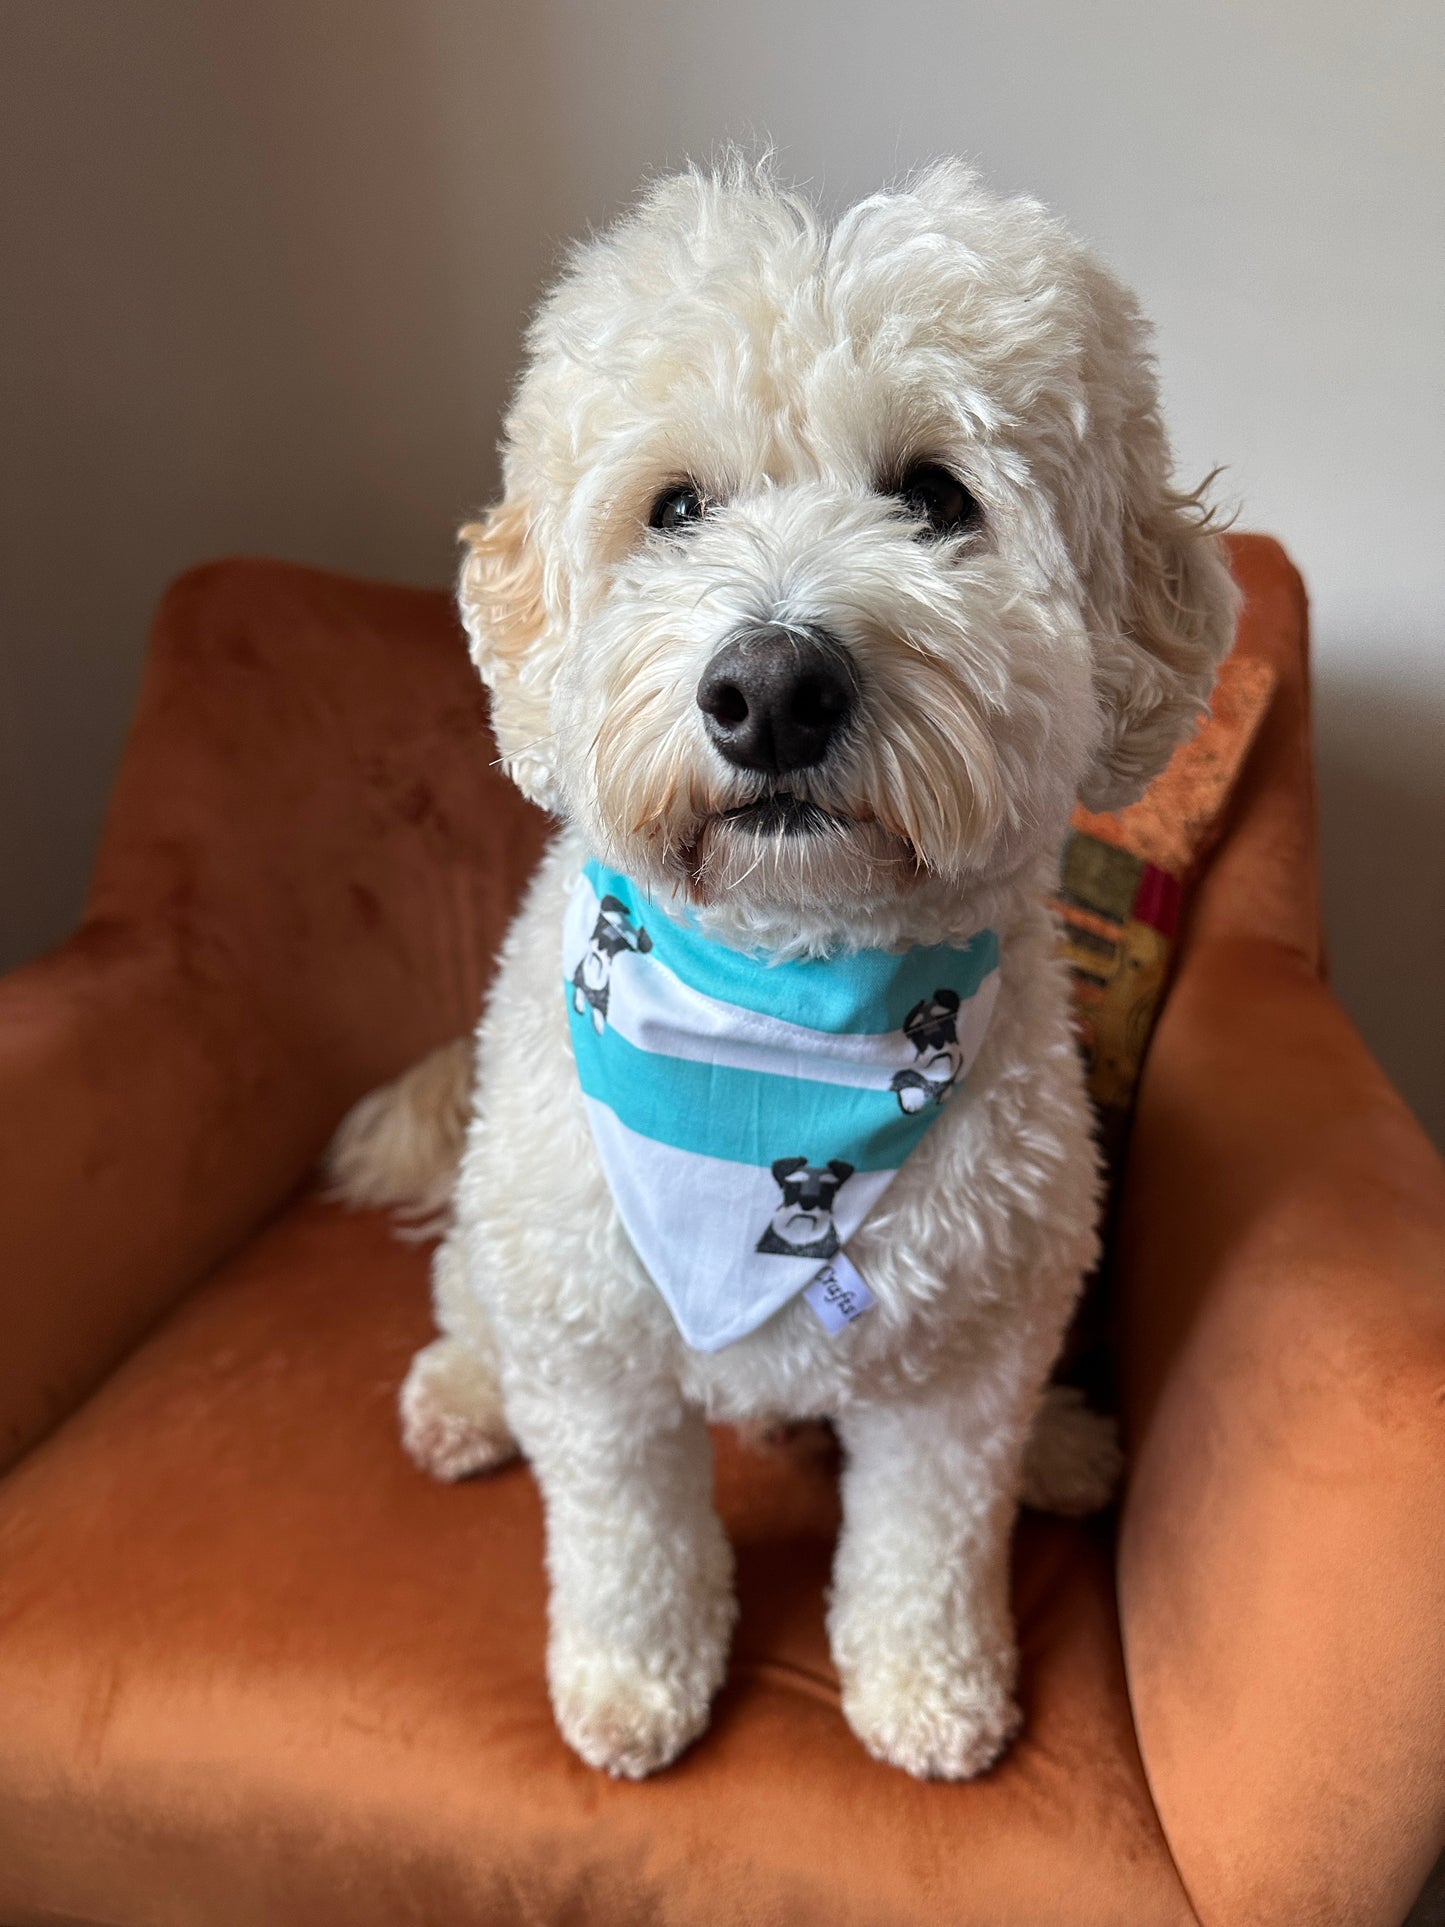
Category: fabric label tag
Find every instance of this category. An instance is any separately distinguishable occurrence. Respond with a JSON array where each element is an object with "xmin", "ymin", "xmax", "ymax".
[{"xmin": 804, "ymin": 1251, "xmax": 876, "ymax": 1335}]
